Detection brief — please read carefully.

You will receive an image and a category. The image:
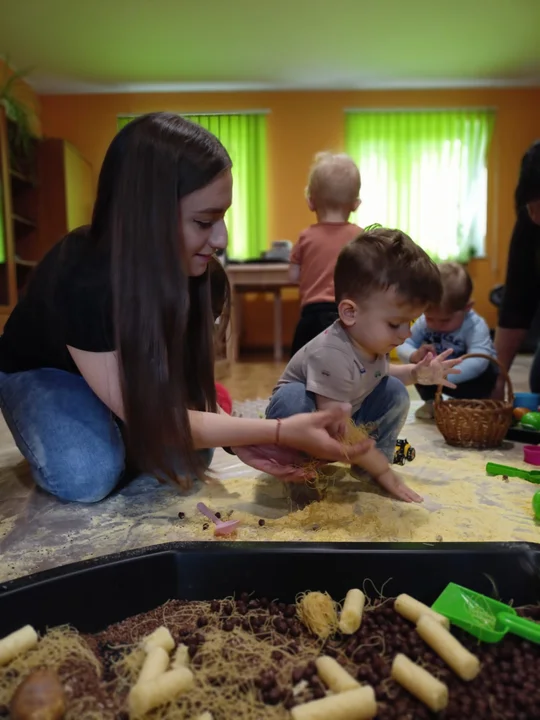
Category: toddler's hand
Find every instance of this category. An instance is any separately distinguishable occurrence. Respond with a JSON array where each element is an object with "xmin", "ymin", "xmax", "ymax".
[
  {"xmin": 376, "ymin": 468, "xmax": 423, "ymax": 503},
  {"xmin": 413, "ymin": 348, "xmax": 461, "ymax": 388}
]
